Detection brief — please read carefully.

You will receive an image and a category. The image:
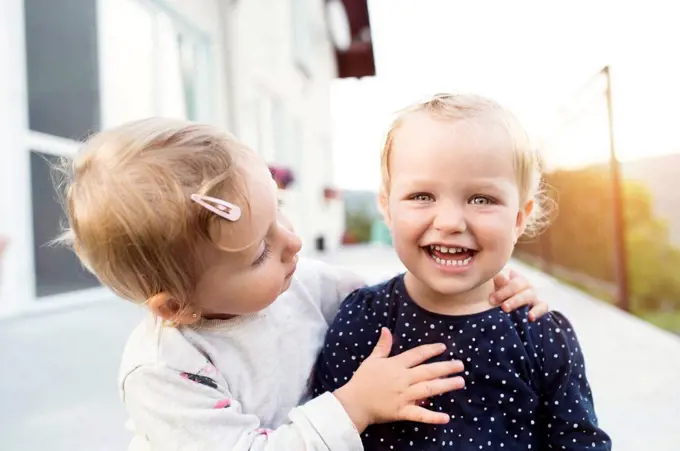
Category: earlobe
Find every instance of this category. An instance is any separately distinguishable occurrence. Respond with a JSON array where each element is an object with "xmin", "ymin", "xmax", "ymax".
[{"xmin": 147, "ymin": 292, "xmax": 200, "ymax": 325}]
